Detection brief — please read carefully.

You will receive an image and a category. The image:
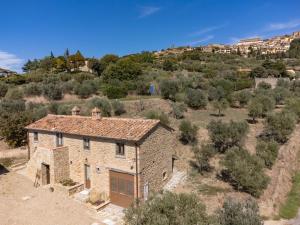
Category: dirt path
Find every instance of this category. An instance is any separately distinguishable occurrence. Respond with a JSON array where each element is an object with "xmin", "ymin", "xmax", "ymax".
[
  {"xmin": 259, "ymin": 124, "xmax": 300, "ymax": 218},
  {"xmin": 0, "ymin": 171, "xmax": 103, "ymax": 225},
  {"xmin": 244, "ymin": 121, "xmax": 264, "ymax": 154}
]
